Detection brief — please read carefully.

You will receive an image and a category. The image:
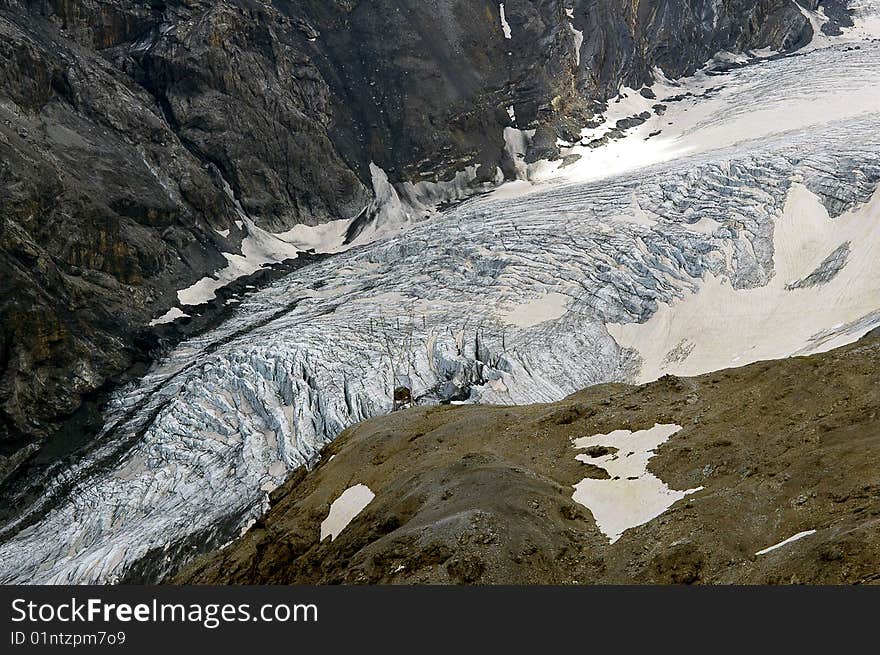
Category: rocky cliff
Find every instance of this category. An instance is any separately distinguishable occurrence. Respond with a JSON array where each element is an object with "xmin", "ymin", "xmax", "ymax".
[{"xmin": 0, "ymin": 1, "xmax": 838, "ymax": 483}]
